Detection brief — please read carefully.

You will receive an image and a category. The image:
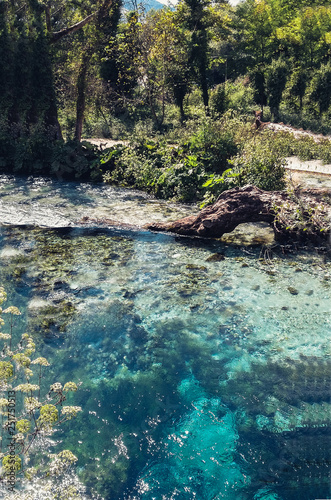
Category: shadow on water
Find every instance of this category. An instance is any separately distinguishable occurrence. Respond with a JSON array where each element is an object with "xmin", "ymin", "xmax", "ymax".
[{"xmin": 0, "ymin": 174, "xmax": 96, "ymax": 207}]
